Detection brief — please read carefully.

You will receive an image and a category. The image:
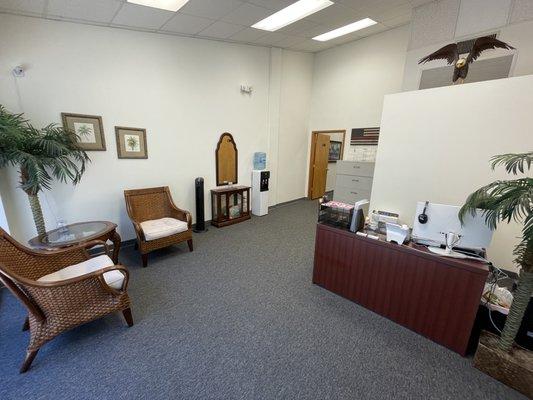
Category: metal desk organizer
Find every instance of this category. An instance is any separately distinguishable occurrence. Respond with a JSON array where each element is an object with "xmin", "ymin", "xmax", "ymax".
[{"xmin": 318, "ymin": 200, "xmax": 364, "ymax": 231}]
